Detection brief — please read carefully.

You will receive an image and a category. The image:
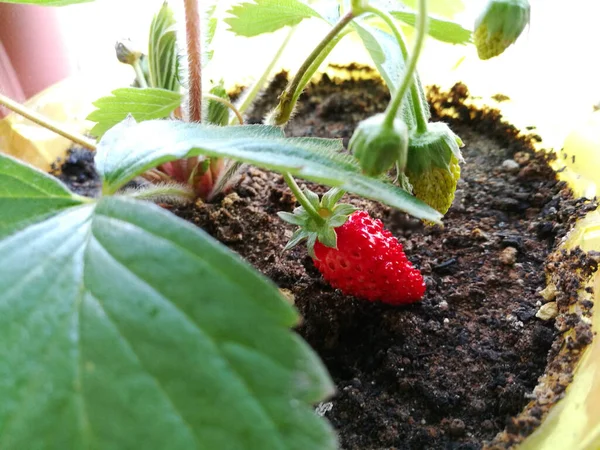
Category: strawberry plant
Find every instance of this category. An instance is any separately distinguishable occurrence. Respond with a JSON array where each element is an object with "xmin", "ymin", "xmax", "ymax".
[{"xmin": 0, "ymin": 0, "xmax": 531, "ymax": 448}]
